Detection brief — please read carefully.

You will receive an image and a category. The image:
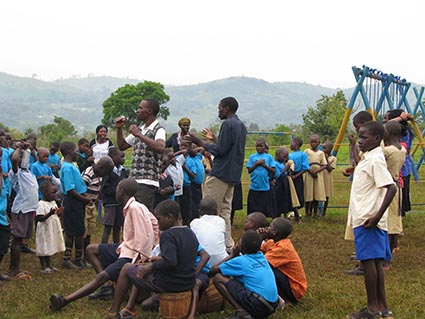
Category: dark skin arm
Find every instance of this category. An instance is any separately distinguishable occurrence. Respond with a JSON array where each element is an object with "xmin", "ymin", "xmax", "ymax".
[
  {"xmin": 196, "ymin": 249, "xmax": 210, "ymax": 275},
  {"xmin": 364, "ymin": 184, "xmax": 397, "ymax": 228}
]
